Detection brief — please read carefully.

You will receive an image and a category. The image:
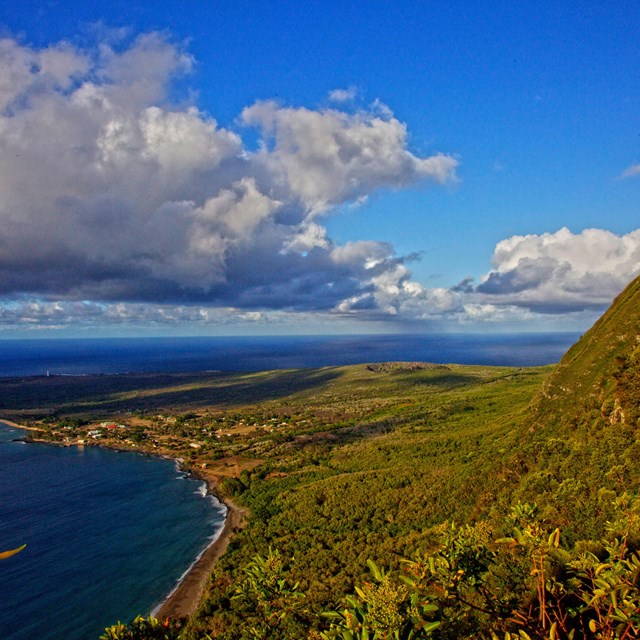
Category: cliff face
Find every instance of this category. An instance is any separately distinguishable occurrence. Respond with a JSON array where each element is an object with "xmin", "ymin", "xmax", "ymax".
[{"xmin": 528, "ymin": 274, "xmax": 640, "ymax": 431}]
